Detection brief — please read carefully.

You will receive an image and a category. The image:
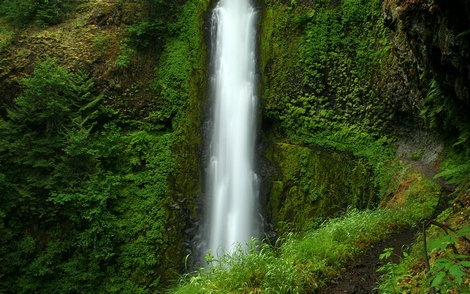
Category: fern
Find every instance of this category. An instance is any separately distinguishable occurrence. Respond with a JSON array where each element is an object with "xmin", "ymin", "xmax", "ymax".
[{"xmin": 434, "ymin": 161, "xmax": 470, "ymax": 184}]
